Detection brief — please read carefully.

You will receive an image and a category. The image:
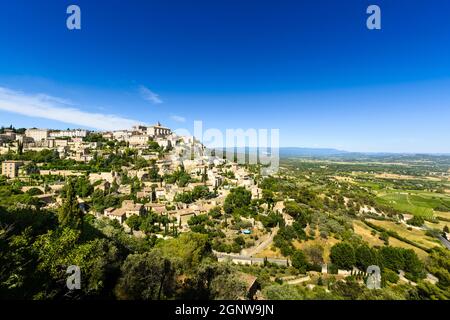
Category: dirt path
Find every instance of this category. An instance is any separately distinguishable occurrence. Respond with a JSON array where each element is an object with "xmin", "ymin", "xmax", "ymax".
[
  {"xmin": 239, "ymin": 204, "xmax": 293, "ymax": 257},
  {"xmin": 241, "ymin": 226, "xmax": 279, "ymax": 257}
]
